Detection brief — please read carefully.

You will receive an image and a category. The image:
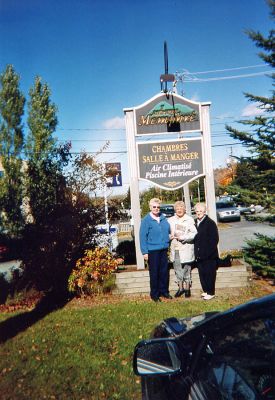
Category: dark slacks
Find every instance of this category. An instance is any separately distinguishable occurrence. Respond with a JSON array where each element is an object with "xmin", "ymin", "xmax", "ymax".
[
  {"xmin": 148, "ymin": 249, "xmax": 169, "ymax": 299},
  {"xmin": 197, "ymin": 259, "xmax": 217, "ymax": 296}
]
